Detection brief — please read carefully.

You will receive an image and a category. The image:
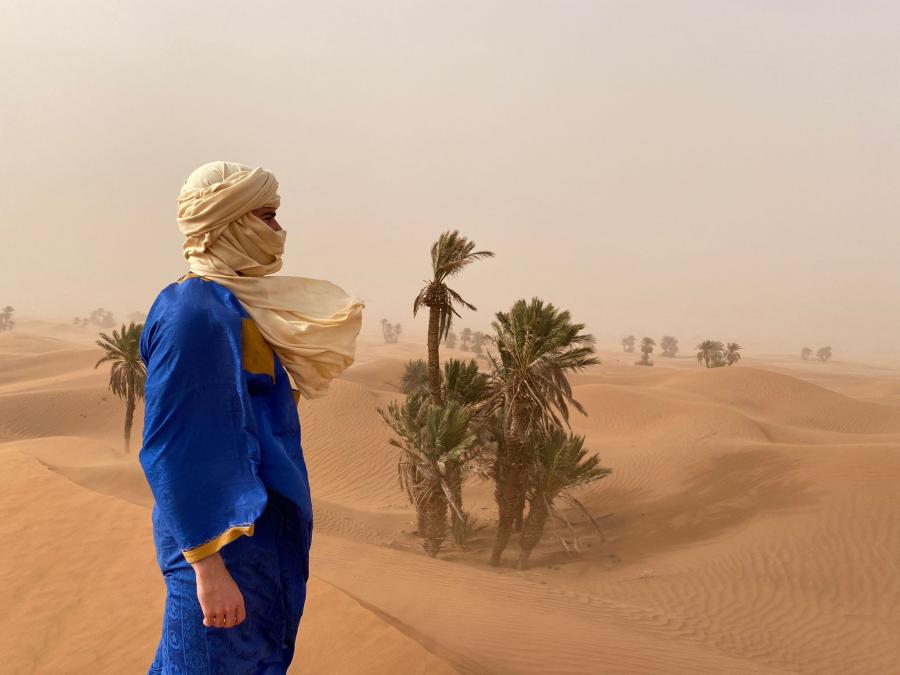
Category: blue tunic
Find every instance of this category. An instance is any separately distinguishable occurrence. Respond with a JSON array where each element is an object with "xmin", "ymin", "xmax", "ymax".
[{"xmin": 139, "ymin": 273, "xmax": 313, "ymax": 674}]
